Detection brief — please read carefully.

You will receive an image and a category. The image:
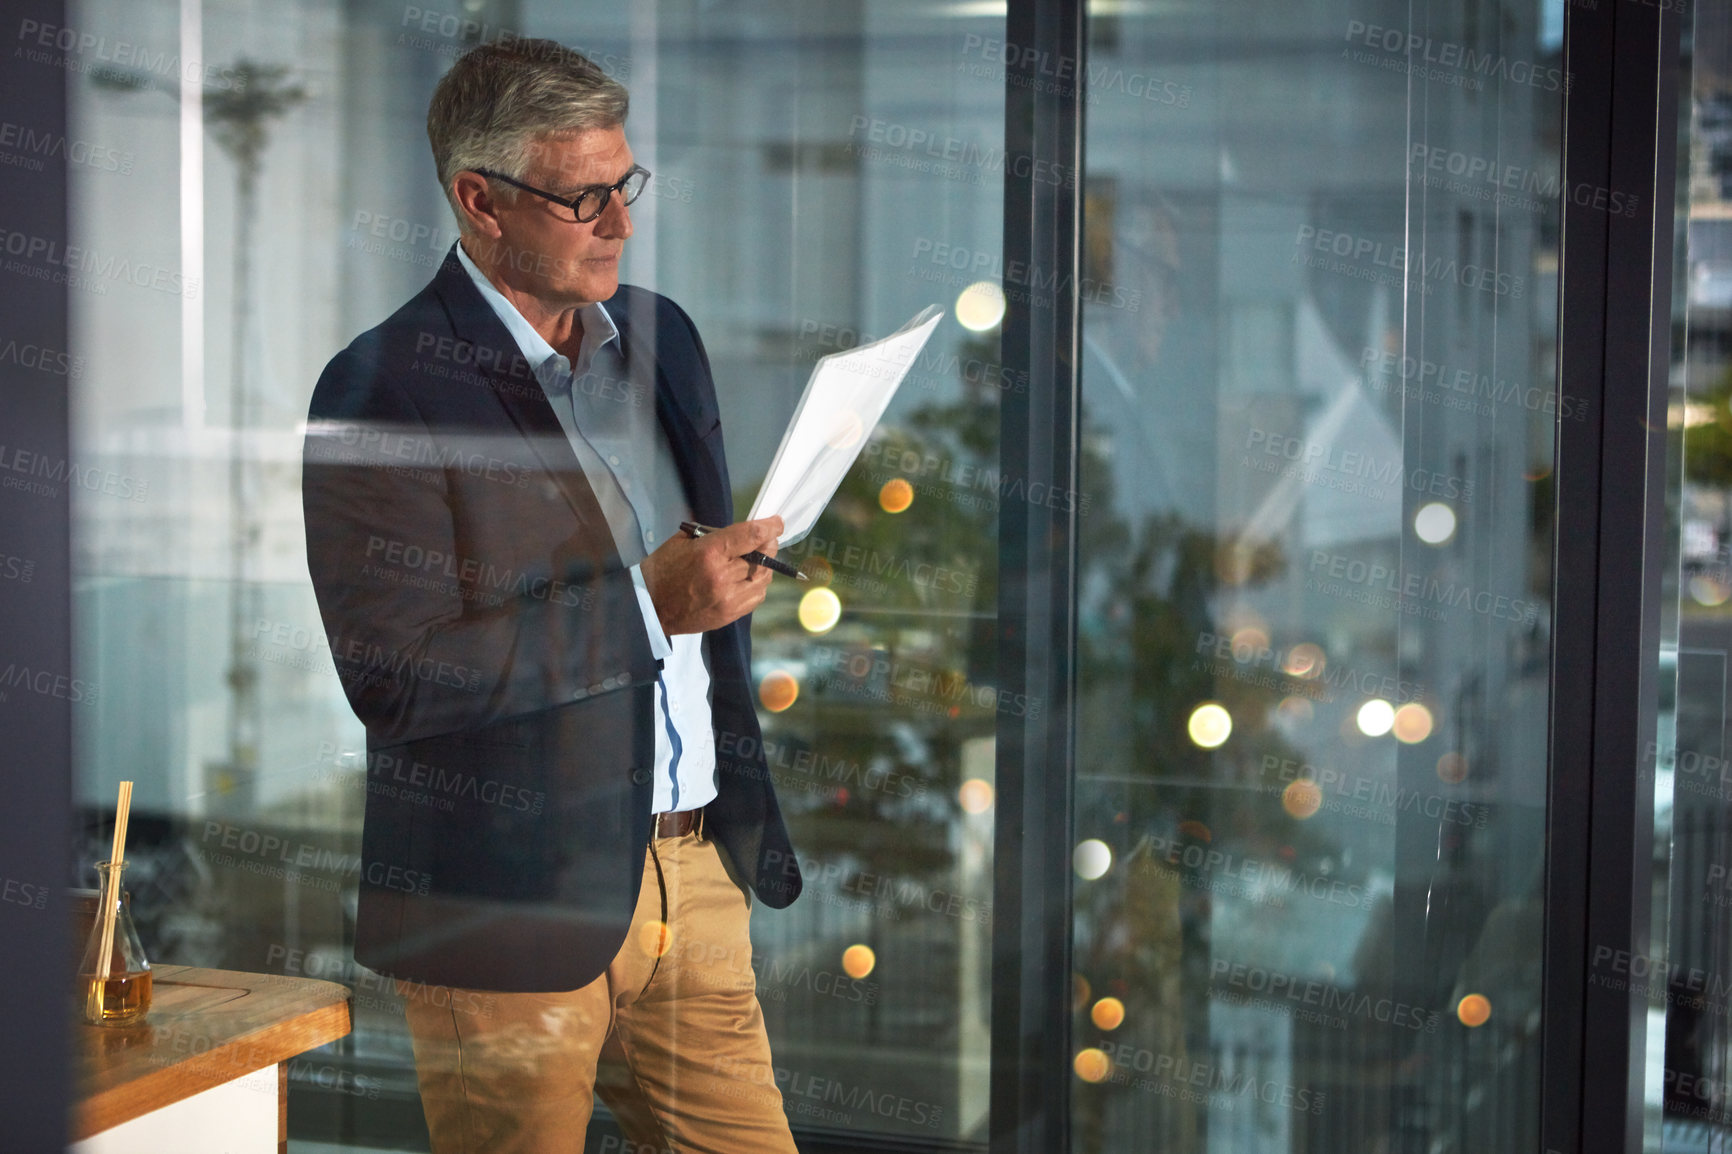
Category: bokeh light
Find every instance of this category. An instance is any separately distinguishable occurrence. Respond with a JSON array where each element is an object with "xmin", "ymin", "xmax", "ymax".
[
  {"xmin": 842, "ymin": 944, "xmax": 876, "ymax": 979},
  {"xmin": 801, "ymin": 555, "xmax": 834, "ymax": 586},
  {"xmin": 1282, "ymin": 778, "xmax": 1323, "ymax": 819},
  {"xmin": 1690, "ymin": 575, "xmax": 1731, "ymax": 606},
  {"xmin": 1356, "ymin": 698, "xmax": 1396, "ymax": 737},
  {"xmin": 1436, "ymin": 752, "xmax": 1470, "ymax": 784},
  {"xmin": 1178, "ymin": 819, "xmax": 1212, "ymax": 842},
  {"xmin": 1283, "ymin": 642, "xmax": 1327, "ymax": 678},
  {"xmin": 1276, "ymin": 696, "xmax": 1315, "ymax": 726},
  {"xmin": 1091, "ymin": 997, "xmax": 1126, "ymax": 1031},
  {"xmin": 879, "ymin": 477, "xmax": 914, "ymax": 514},
  {"xmin": 798, "ymin": 587, "xmax": 842, "ymax": 633},
  {"xmin": 1074, "ymin": 839, "xmax": 1112, "ymax": 880},
  {"xmin": 1187, "ymin": 702, "xmax": 1232, "ymax": 749},
  {"xmin": 1456, "ymin": 993, "xmax": 1492, "ymax": 1028},
  {"xmin": 758, "ymin": 670, "xmax": 799, "ymax": 713},
  {"xmin": 826, "ymin": 411, "xmax": 865, "ymax": 450},
  {"xmin": 956, "ymin": 280, "xmax": 1007, "ymax": 331},
  {"xmin": 1073, "ymin": 1047, "xmax": 1111, "ymax": 1083},
  {"xmin": 1230, "ymin": 626, "xmax": 1270, "ymax": 657},
  {"xmin": 1414, "ymin": 502, "xmax": 1458, "ymax": 545},
  {"xmin": 958, "ymin": 778, "xmax": 995, "ymax": 814},
  {"xmin": 638, "ymin": 919, "xmax": 673, "ymax": 958},
  {"xmin": 1392, "ymin": 702, "xmax": 1434, "ymax": 744}
]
